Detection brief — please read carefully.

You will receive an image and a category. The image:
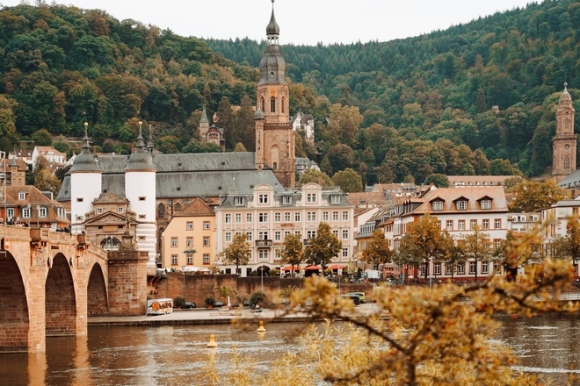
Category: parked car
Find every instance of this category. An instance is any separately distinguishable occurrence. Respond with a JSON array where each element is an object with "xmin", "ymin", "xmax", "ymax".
[
  {"xmin": 214, "ymin": 301, "xmax": 224, "ymax": 308},
  {"xmin": 341, "ymin": 294, "xmax": 360, "ymax": 306},
  {"xmin": 183, "ymin": 302, "xmax": 196, "ymax": 309},
  {"xmin": 346, "ymin": 292, "xmax": 366, "ymax": 303}
]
